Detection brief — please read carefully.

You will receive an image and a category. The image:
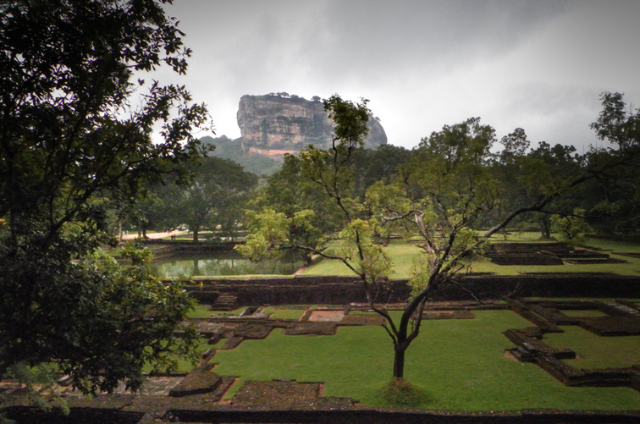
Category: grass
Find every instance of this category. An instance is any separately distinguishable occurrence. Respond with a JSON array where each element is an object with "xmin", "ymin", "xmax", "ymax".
[
  {"xmin": 189, "ymin": 274, "xmax": 296, "ymax": 280},
  {"xmin": 186, "ymin": 304, "xmax": 214, "ymax": 319},
  {"xmin": 299, "ymin": 233, "xmax": 640, "ymax": 277},
  {"xmin": 583, "ymin": 237, "xmax": 640, "ymax": 253},
  {"xmin": 186, "ymin": 305, "xmax": 248, "ymax": 318},
  {"xmin": 262, "ymin": 306, "xmax": 305, "ymax": 320},
  {"xmin": 526, "ymin": 297, "xmax": 640, "ymax": 302},
  {"xmin": 544, "ymin": 326, "xmax": 640, "ymax": 369},
  {"xmin": 301, "ymin": 241, "xmax": 422, "ymax": 278},
  {"xmin": 210, "ymin": 306, "xmax": 249, "ymax": 317},
  {"xmin": 209, "ymin": 337, "xmax": 229, "ymax": 350},
  {"xmin": 466, "ymin": 253, "xmax": 640, "ymax": 276},
  {"xmin": 181, "ymin": 233, "xmax": 640, "ymax": 409},
  {"xmin": 211, "ymin": 310, "xmax": 640, "ymax": 410},
  {"xmin": 377, "ymin": 378, "xmax": 431, "ymax": 408}
]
